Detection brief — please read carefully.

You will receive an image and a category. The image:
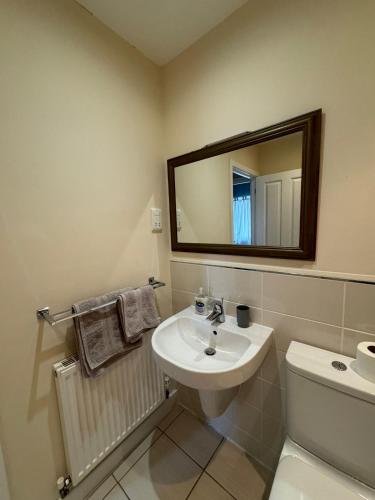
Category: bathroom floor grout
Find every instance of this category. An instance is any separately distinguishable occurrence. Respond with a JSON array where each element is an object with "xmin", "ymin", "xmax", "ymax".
[{"xmin": 91, "ymin": 404, "xmax": 271, "ymax": 500}]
